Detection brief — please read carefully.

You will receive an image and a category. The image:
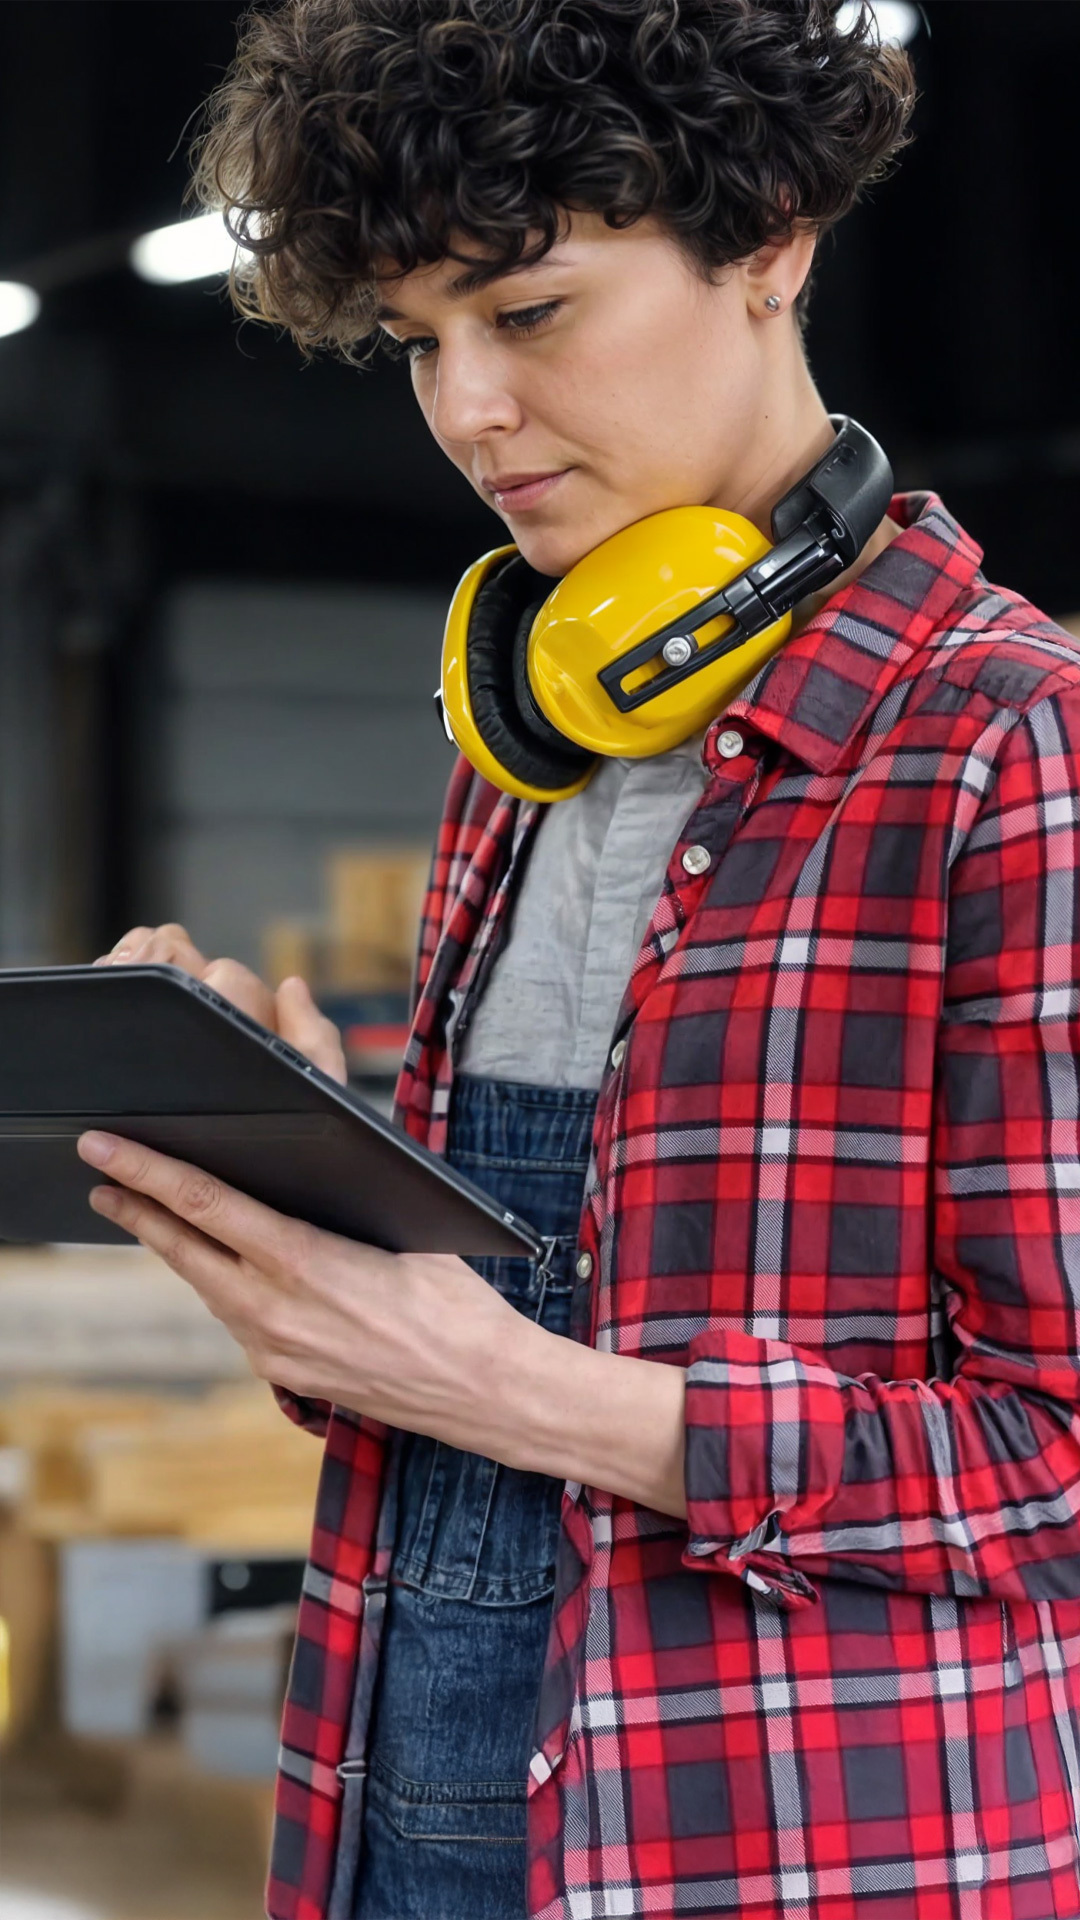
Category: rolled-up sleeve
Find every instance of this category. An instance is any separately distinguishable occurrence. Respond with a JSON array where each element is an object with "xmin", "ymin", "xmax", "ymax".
[{"xmin": 683, "ymin": 695, "xmax": 1080, "ymax": 1608}]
